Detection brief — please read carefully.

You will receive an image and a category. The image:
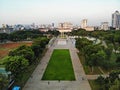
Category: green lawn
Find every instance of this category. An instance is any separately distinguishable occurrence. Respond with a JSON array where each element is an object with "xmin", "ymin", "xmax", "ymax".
[{"xmin": 42, "ymin": 49, "xmax": 75, "ymax": 80}]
